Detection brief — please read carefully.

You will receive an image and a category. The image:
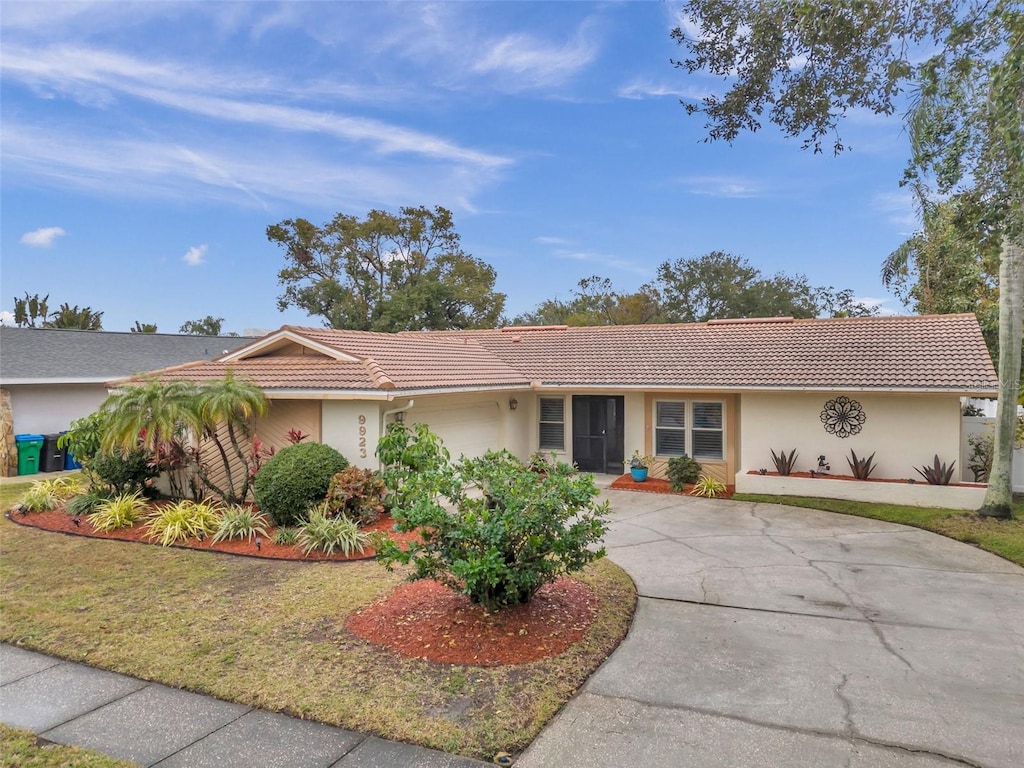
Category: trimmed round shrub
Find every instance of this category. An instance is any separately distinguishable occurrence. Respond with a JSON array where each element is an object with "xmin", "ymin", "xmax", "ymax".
[{"xmin": 253, "ymin": 442, "xmax": 348, "ymax": 526}]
